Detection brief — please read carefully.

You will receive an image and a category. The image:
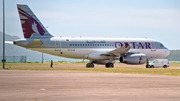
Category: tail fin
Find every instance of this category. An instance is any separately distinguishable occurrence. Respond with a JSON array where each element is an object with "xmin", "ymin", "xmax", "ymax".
[{"xmin": 17, "ymin": 4, "xmax": 53, "ymax": 39}]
